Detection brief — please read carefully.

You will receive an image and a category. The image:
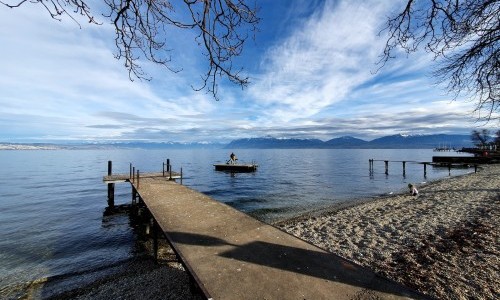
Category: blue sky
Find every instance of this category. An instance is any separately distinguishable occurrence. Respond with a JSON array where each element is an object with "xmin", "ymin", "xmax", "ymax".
[{"xmin": 0, "ymin": 0, "xmax": 490, "ymax": 143}]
